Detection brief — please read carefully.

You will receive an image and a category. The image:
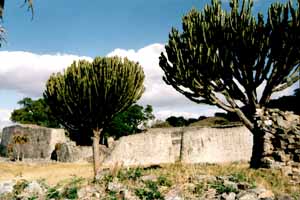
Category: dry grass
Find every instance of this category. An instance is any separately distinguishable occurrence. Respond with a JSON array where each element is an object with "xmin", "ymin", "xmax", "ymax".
[
  {"xmin": 0, "ymin": 161, "xmax": 93, "ymax": 186},
  {"xmin": 0, "ymin": 161, "xmax": 299, "ymax": 196},
  {"xmin": 142, "ymin": 162, "xmax": 299, "ymax": 196}
]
